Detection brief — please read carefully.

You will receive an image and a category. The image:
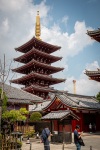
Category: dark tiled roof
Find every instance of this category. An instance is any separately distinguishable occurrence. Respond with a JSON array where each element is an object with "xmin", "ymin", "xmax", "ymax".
[
  {"xmin": 41, "ymin": 110, "xmax": 79, "ymax": 120},
  {"xmin": 39, "ymin": 92, "xmax": 100, "ymax": 111},
  {"xmin": 66, "ymin": 93, "xmax": 100, "ymax": 109},
  {"xmin": 0, "ymin": 82, "xmax": 43, "ymax": 104},
  {"xmin": 8, "ymin": 99, "xmax": 33, "ymax": 104}
]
